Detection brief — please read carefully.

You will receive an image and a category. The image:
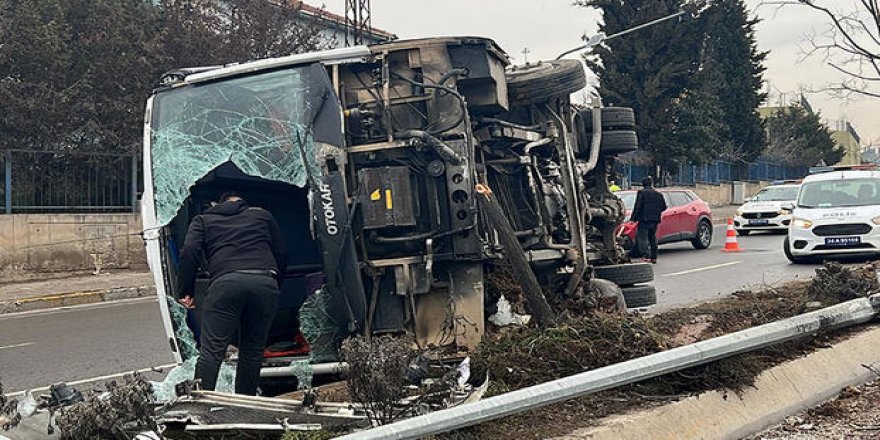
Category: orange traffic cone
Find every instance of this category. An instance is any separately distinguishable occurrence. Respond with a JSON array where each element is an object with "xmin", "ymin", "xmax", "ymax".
[{"xmin": 721, "ymin": 218, "xmax": 743, "ymax": 253}]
